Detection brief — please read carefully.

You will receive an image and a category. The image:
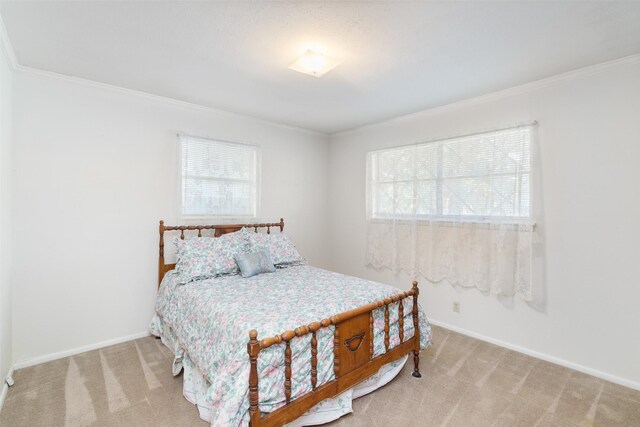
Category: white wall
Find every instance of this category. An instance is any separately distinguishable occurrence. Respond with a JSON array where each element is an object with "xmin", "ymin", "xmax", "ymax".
[
  {"xmin": 11, "ymin": 70, "xmax": 330, "ymax": 364},
  {"xmin": 328, "ymin": 57, "xmax": 640, "ymax": 388},
  {"xmin": 0, "ymin": 23, "xmax": 13, "ymax": 386}
]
